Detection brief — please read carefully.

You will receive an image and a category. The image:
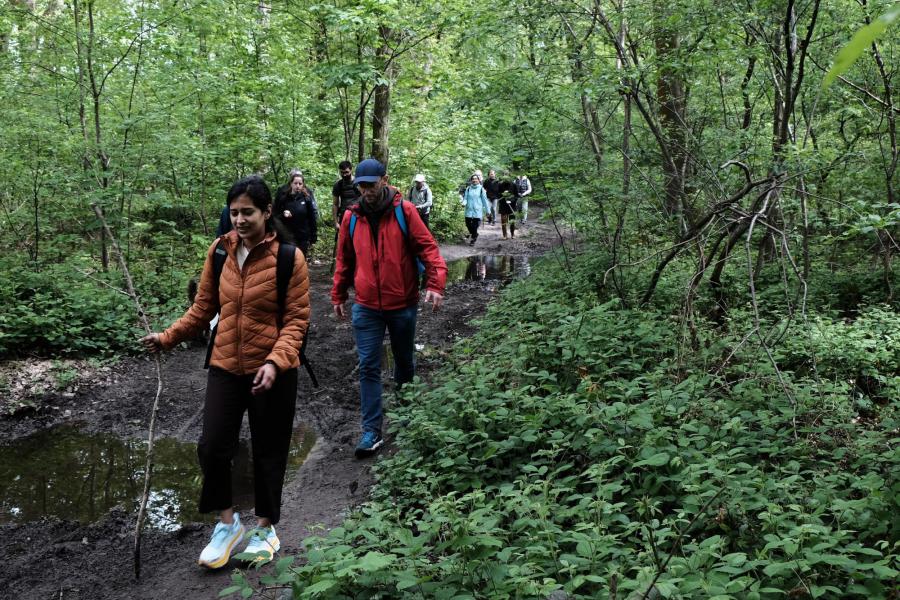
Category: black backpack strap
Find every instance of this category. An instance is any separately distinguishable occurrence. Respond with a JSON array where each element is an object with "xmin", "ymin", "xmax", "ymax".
[
  {"xmin": 204, "ymin": 239, "xmax": 229, "ymax": 369},
  {"xmin": 276, "ymin": 242, "xmax": 296, "ymax": 329},
  {"xmin": 275, "ymin": 241, "xmax": 318, "ymax": 387}
]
